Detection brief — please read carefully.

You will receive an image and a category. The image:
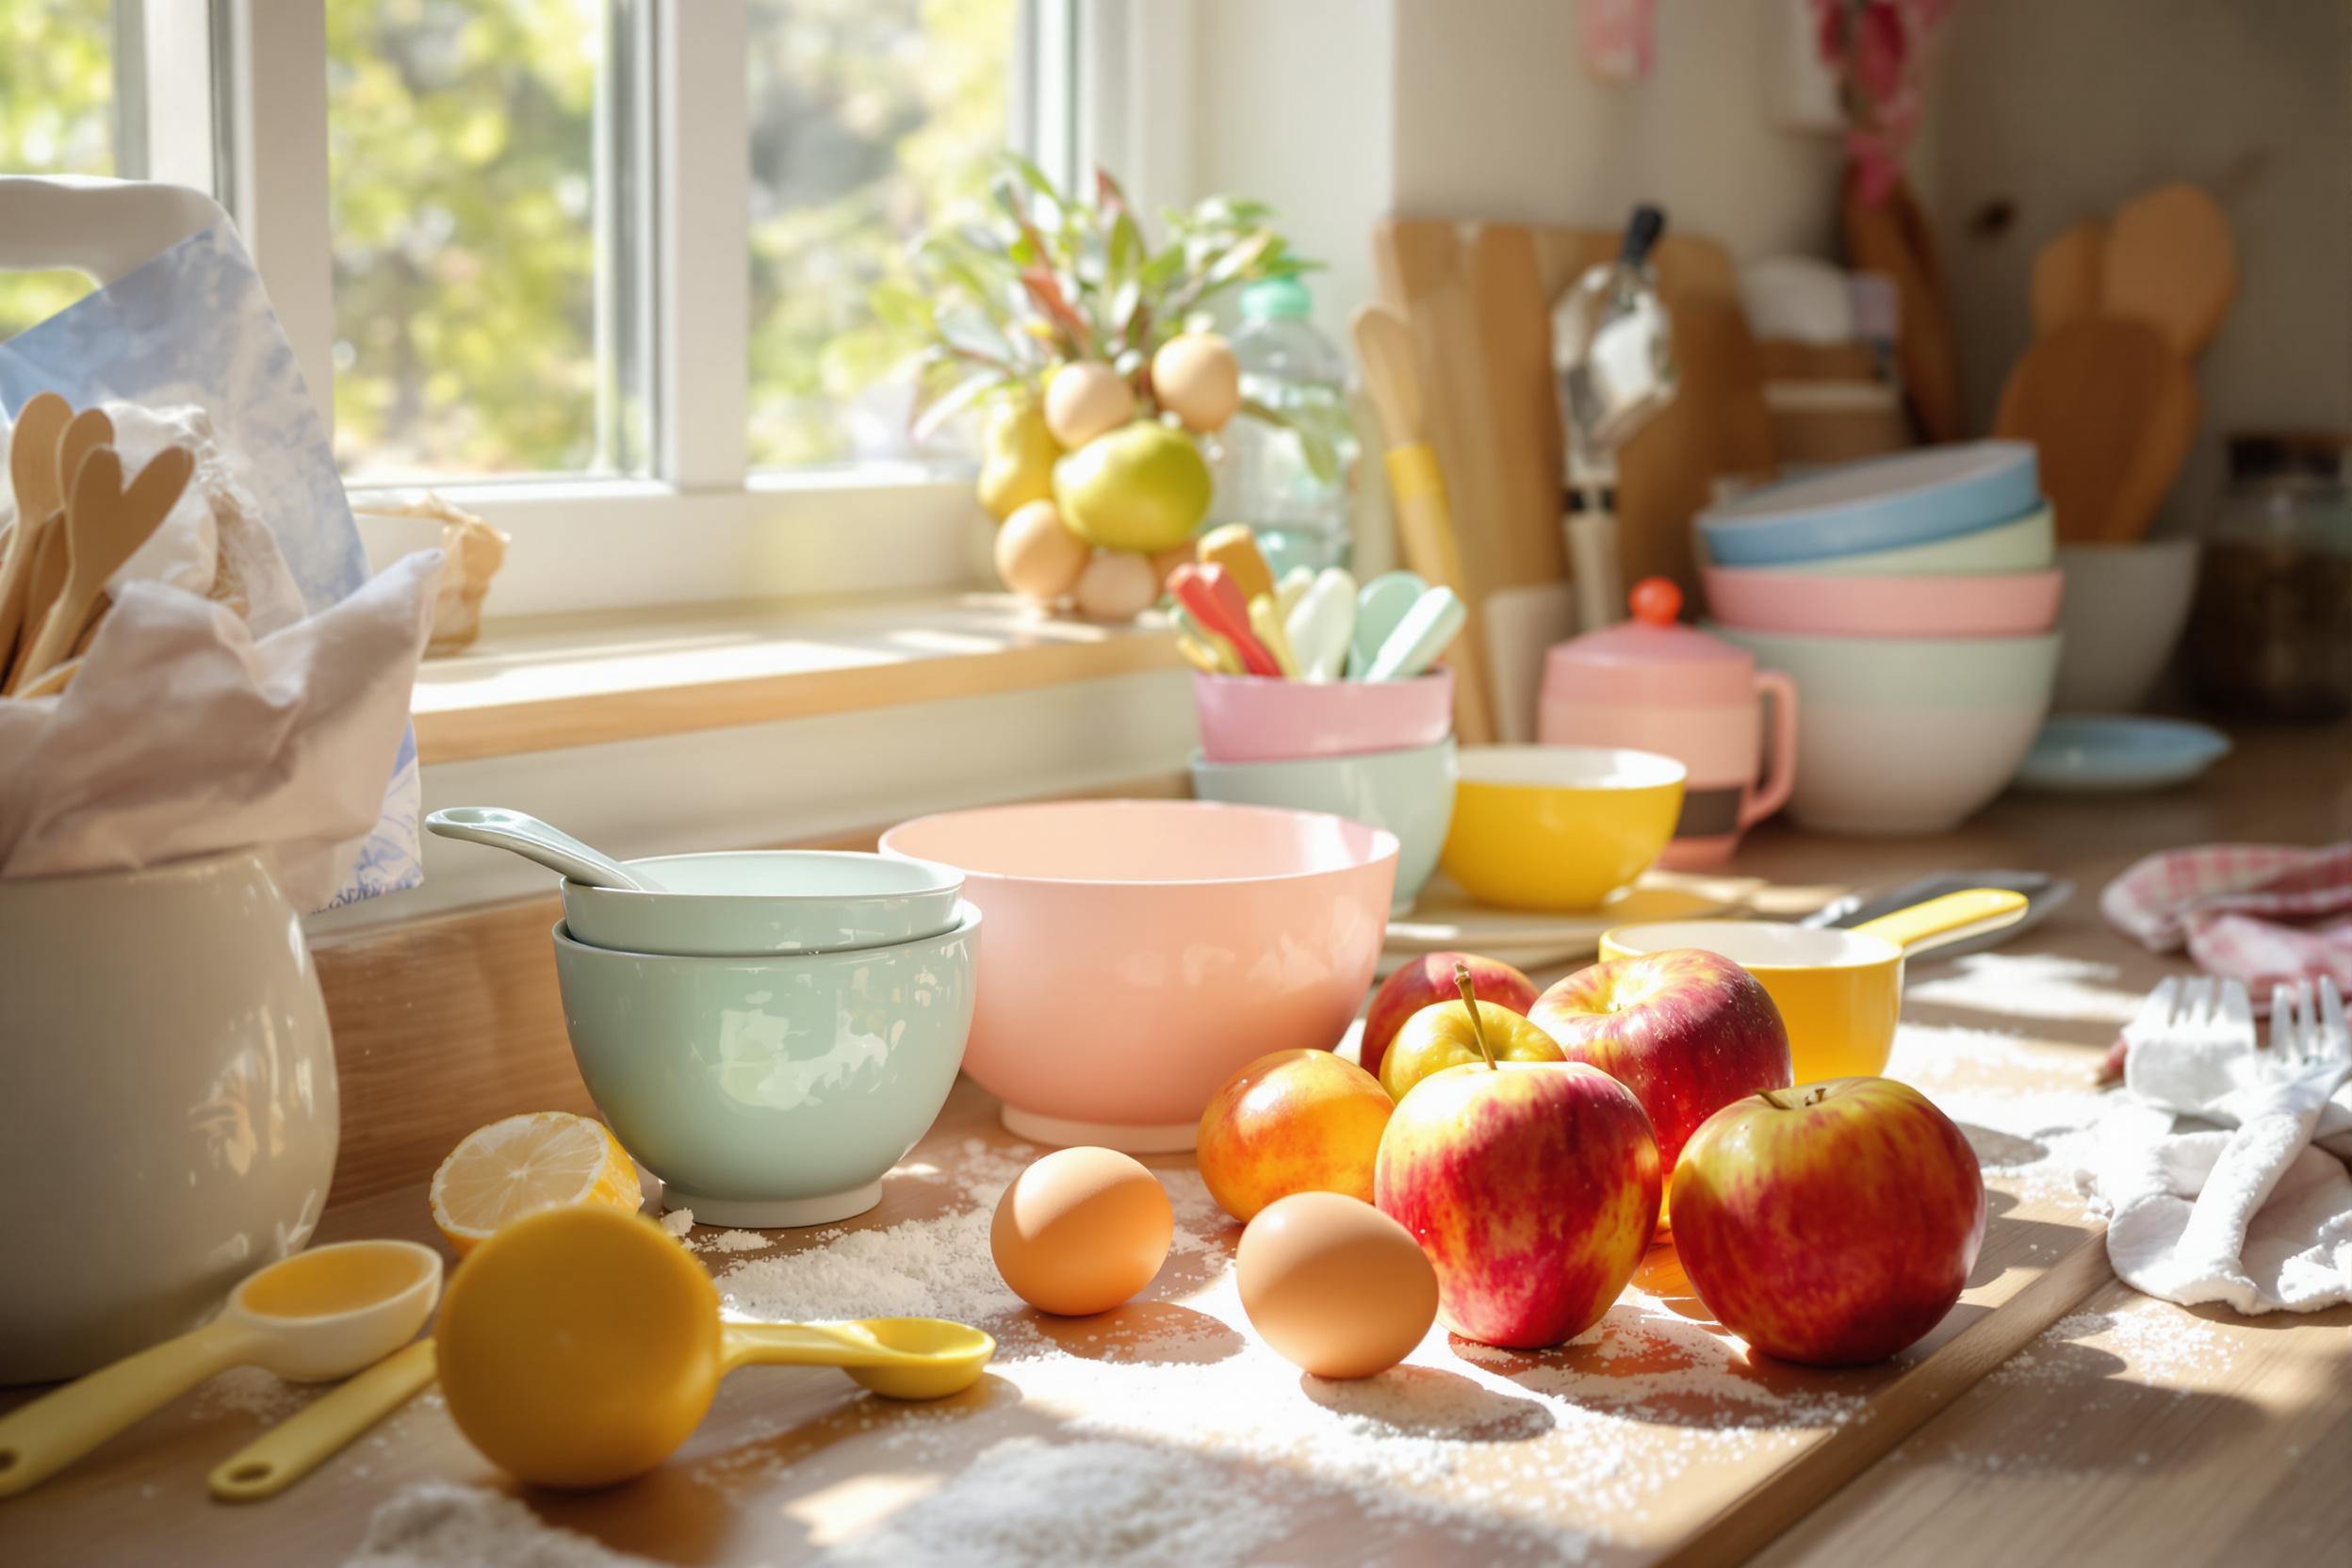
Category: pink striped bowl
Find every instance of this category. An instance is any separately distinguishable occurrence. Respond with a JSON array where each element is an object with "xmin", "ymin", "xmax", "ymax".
[{"xmin": 1702, "ymin": 565, "xmax": 2064, "ymax": 638}]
